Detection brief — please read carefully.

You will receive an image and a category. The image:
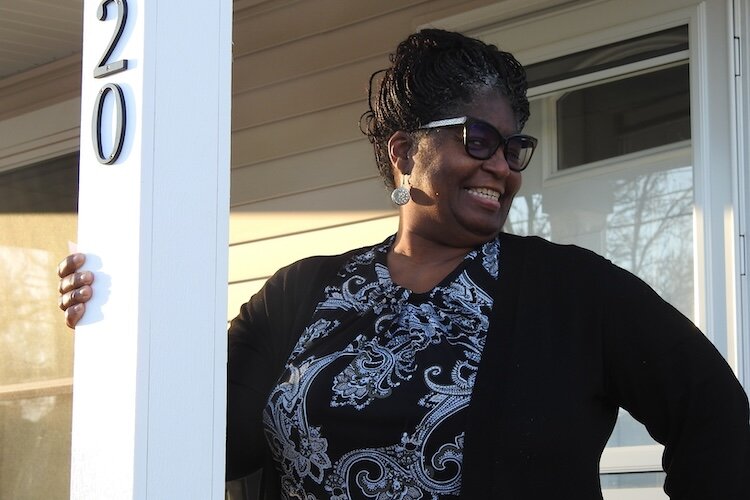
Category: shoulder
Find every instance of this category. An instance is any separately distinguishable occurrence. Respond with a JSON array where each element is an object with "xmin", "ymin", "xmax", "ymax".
[
  {"xmin": 261, "ymin": 241, "xmax": 386, "ymax": 305},
  {"xmin": 272, "ymin": 242, "xmax": 381, "ymax": 283},
  {"xmin": 497, "ymin": 232, "xmax": 652, "ymax": 303},
  {"xmin": 499, "ymin": 232, "xmax": 609, "ymax": 271}
]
